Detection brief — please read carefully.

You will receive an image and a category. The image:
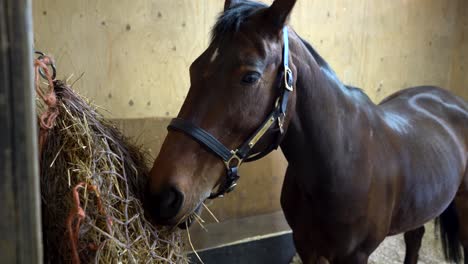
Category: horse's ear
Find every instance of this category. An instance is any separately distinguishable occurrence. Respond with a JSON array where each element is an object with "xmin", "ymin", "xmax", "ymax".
[
  {"xmin": 224, "ymin": 0, "xmax": 242, "ymax": 11},
  {"xmin": 265, "ymin": 0, "xmax": 297, "ymax": 31}
]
